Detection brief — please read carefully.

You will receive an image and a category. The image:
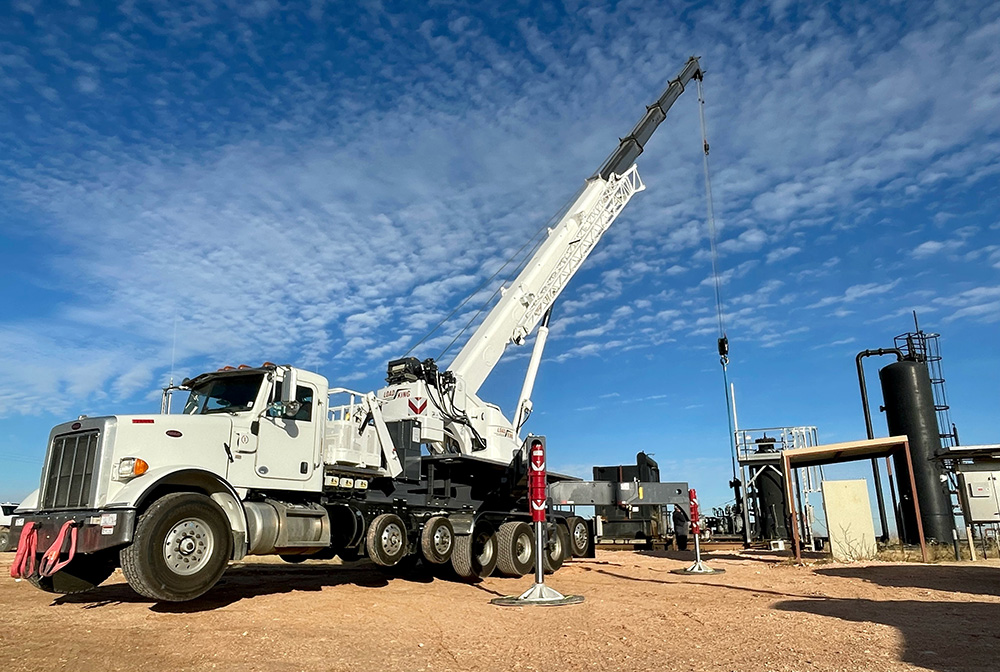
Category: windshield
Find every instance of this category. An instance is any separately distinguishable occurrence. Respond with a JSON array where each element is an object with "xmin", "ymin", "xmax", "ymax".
[
  {"xmin": 183, "ymin": 374, "xmax": 264, "ymax": 415},
  {"xmin": 1, "ymin": 504, "xmax": 16, "ymax": 515}
]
